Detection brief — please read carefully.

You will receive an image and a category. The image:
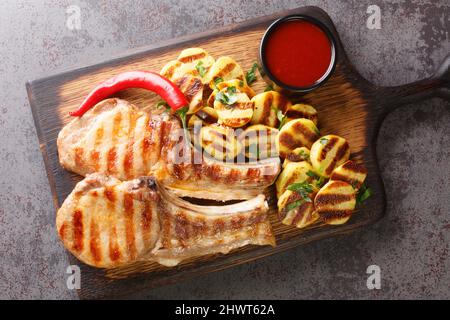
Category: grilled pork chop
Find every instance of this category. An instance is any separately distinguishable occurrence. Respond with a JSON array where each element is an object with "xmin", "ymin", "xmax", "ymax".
[
  {"xmin": 57, "ymin": 173, "xmax": 275, "ymax": 268},
  {"xmin": 56, "ymin": 173, "xmax": 160, "ymax": 268},
  {"xmin": 57, "ymin": 98, "xmax": 280, "ymax": 200}
]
